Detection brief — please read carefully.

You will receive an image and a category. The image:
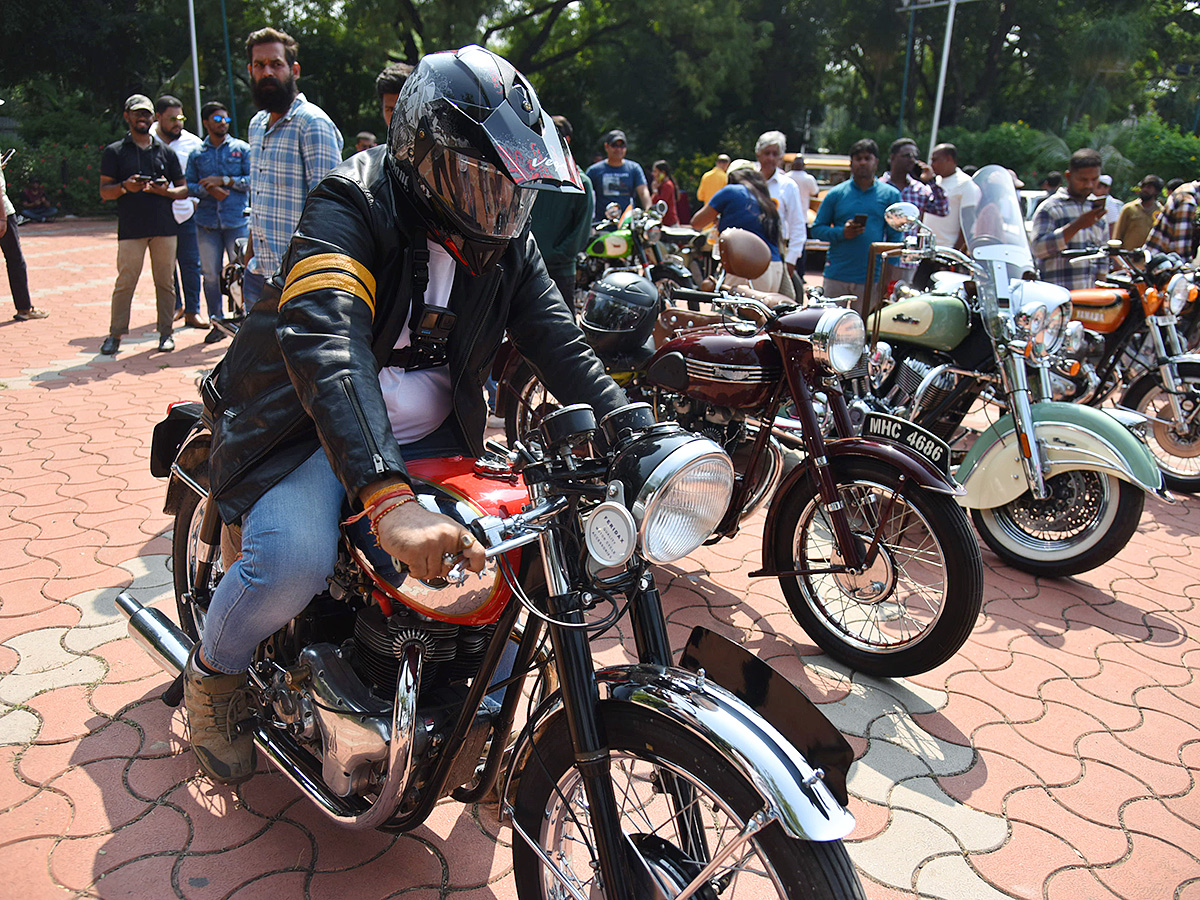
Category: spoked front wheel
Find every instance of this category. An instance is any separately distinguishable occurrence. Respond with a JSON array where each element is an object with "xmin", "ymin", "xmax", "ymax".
[
  {"xmin": 511, "ymin": 703, "xmax": 865, "ymax": 900},
  {"xmin": 771, "ymin": 458, "xmax": 983, "ymax": 677},
  {"xmin": 1121, "ymin": 361, "xmax": 1200, "ymax": 493}
]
